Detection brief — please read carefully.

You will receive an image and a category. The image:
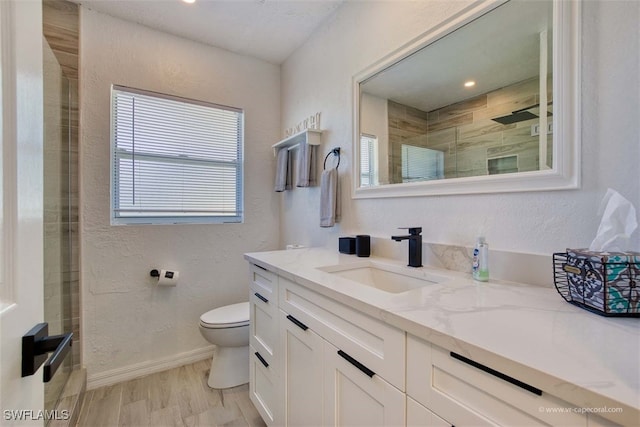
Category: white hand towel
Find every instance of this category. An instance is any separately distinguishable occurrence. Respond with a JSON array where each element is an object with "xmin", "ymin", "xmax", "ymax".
[
  {"xmin": 274, "ymin": 147, "xmax": 292, "ymax": 192},
  {"xmin": 296, "ymin": 141, "xmax": 317, "ymax": 187},
  {"xmin": 320, "ymin": 168, "xmax": 340, "ymax": 227}
]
